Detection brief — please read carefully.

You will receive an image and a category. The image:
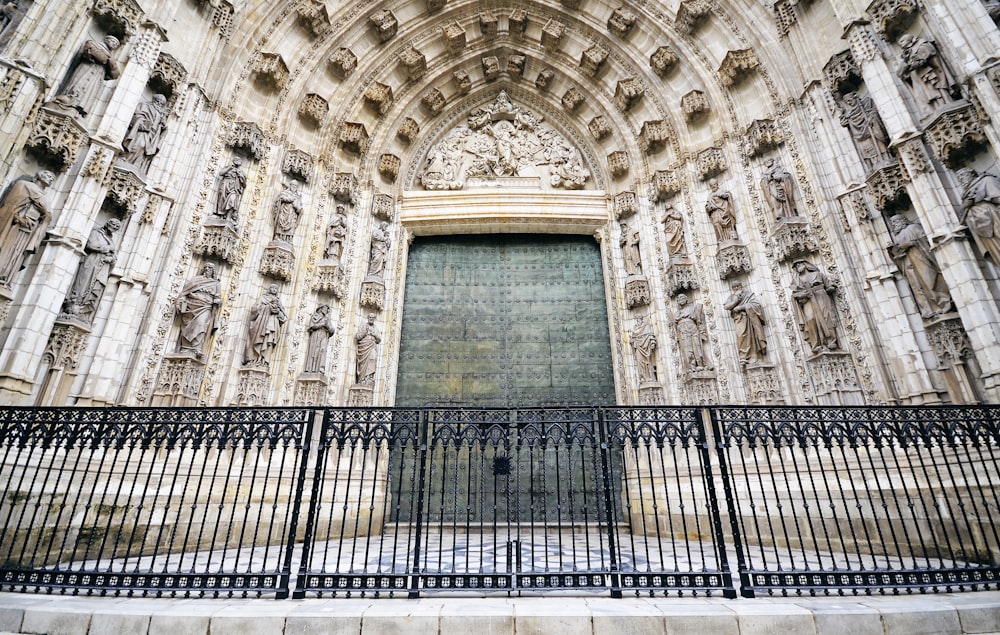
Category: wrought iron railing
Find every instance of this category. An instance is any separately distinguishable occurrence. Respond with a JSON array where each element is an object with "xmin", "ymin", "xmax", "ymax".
[{"xmin": 0, "ymin": 405, "xmax": 997, "ymax": 598}]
